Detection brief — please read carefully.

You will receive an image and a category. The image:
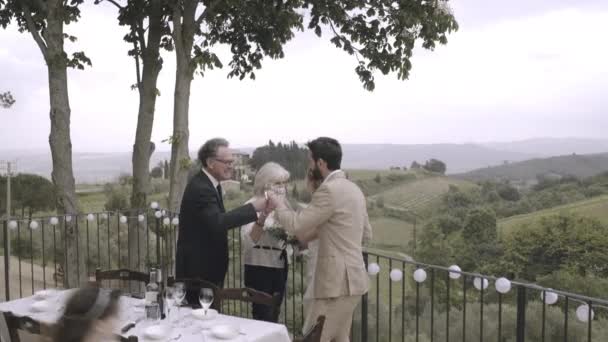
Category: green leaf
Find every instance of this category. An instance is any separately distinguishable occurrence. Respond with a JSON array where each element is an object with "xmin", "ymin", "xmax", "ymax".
[{"xmin": 314, "ymin": 25, "xmax": 322, "ymax": 37}]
